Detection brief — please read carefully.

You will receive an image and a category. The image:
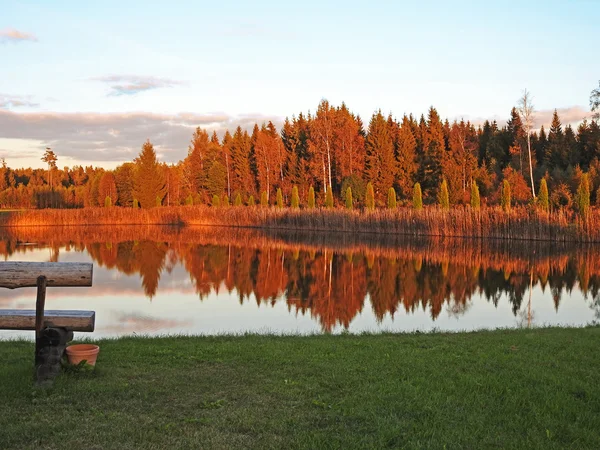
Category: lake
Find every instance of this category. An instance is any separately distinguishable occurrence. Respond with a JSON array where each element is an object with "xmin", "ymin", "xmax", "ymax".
[{"xmin": 1, "ymin": 226, "xmax": 598, "ymax": 339}]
